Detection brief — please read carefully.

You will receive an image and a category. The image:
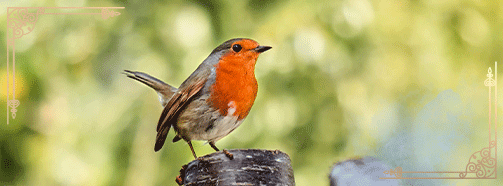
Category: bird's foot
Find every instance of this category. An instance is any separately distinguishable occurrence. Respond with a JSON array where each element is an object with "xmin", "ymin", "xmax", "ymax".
[
  {"xmin": 176, "ymin": 164, "xmax": 187, "ymax": 185},
  {"xmin": 222, "ymin": 149, "xmax": 234, "ymax": 160},
  {"xmin": 175, "ymin": 175, "xmax": 183, "ymax": 185}
]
